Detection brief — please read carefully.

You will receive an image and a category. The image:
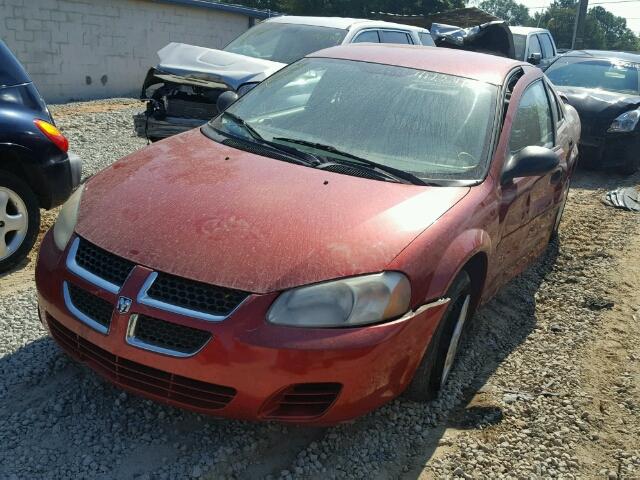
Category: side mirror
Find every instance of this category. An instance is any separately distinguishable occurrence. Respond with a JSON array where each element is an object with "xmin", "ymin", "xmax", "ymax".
[
  {"xmin": 502, "ymin": 146, "xmax": 559, "ymax": 184},
  {"xmin": 528, "ymin": 52, "xmax": 542, "ymax": 65},
  {"xmin": 217, "ymin": 91, "xmax": 239, "ymax": 113}
]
